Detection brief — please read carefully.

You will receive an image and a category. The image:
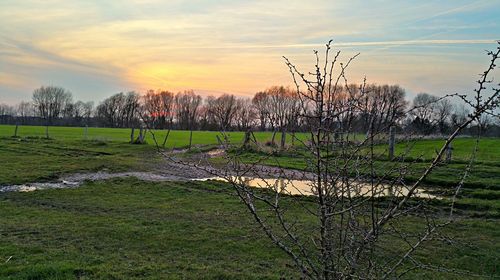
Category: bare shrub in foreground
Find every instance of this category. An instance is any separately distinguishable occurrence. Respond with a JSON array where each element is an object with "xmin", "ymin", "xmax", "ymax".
[{"xmin": 149, "ymin": 41, "xmax": 499, "ymax": 279}]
